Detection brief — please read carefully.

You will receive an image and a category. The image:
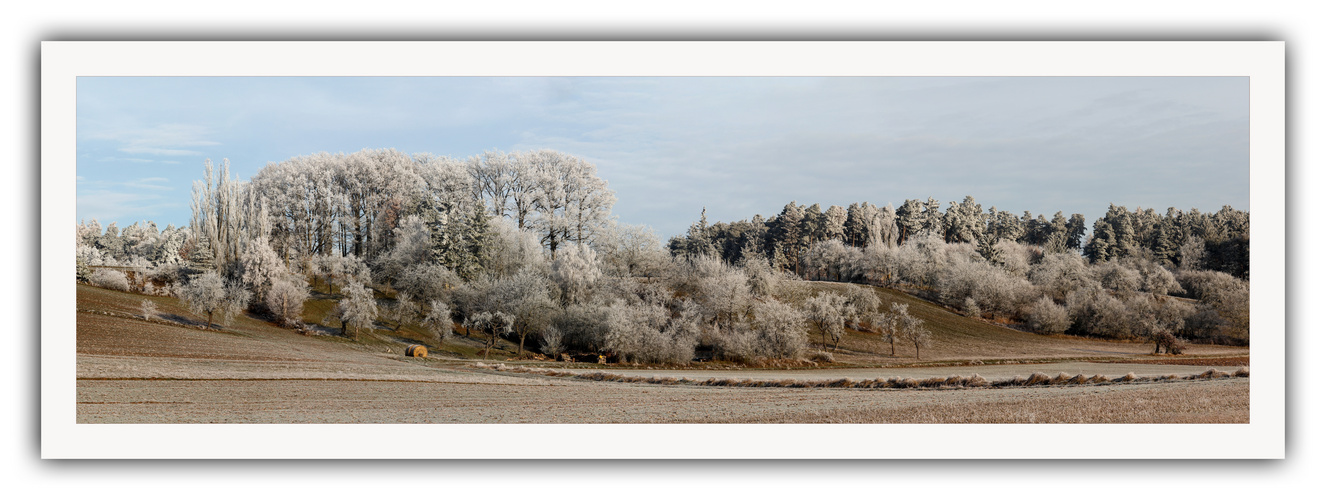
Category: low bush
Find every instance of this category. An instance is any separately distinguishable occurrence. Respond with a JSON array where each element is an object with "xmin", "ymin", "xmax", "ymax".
[
  {"xmin": 90, "ymin": 269, "xmax": 131, "ymax": 291},
  {"xmin": 140, "ymin": 299, "xmax": 158, "ymax": 320}
]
